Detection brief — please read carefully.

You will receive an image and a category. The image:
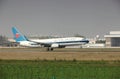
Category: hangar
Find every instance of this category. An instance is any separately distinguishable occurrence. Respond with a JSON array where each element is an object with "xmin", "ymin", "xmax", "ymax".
[{"xmin": 104, "ymin": 31, "xmax": 120, "ymax": 47}]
